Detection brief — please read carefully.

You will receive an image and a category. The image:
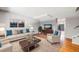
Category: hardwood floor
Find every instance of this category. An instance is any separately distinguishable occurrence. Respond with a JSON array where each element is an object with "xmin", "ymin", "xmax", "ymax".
[
  {"xmin": 60, "ymin": 38, "xmax": 79, "ymax": 52},
  {"xmin": 35, "ymin": 34, "xmax": 79, "ymax": 52}
]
